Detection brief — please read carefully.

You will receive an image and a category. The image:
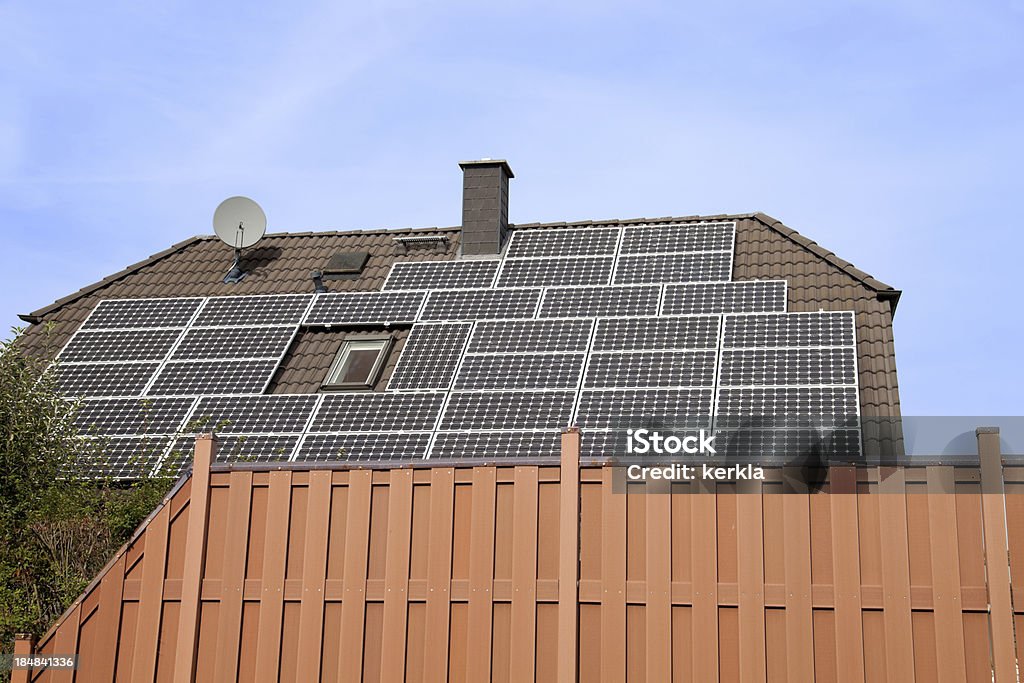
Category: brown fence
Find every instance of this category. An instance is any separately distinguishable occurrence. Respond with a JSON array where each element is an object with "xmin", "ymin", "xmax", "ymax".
[{"xmin": 12, "ymin": 428, "xmax": 1024, "ymax": 682}]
